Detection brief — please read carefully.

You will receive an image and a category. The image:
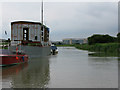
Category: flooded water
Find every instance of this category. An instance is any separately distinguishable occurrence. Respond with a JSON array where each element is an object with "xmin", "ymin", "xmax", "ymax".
[{"xmin": 1, "ymin": 47, "xmax": 118, "ymax": 88}]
